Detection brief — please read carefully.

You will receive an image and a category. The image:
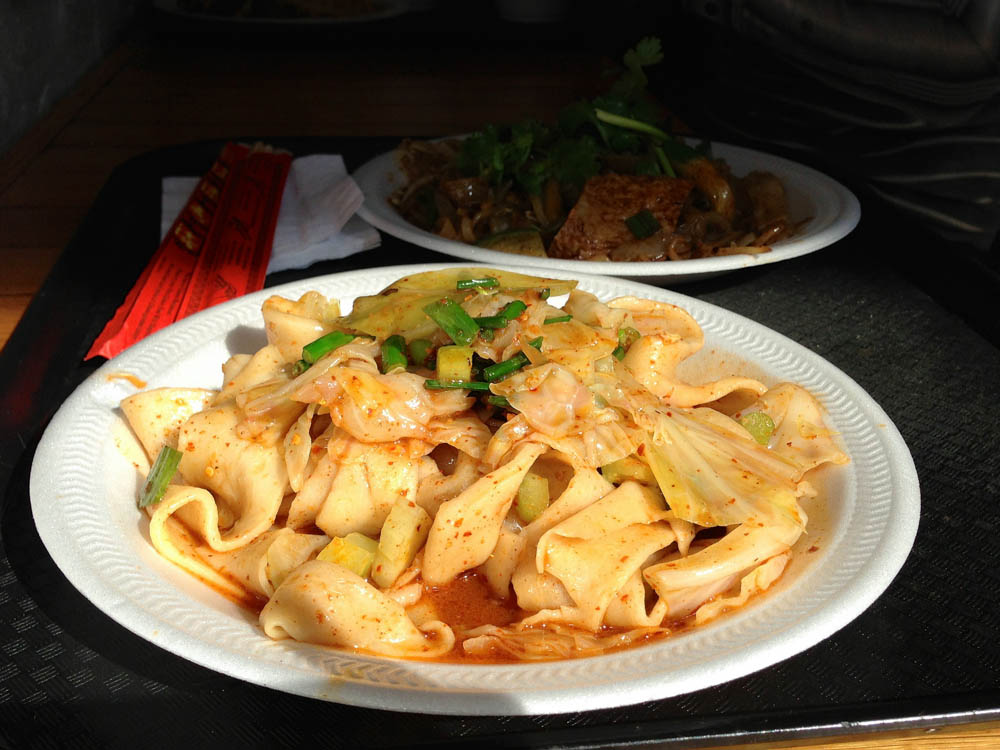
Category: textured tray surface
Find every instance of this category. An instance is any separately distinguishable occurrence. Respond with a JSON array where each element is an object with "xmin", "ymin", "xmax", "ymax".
[{"xmin": 1, "ymin": 139, "xmax": 998, "ymax": 749}]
